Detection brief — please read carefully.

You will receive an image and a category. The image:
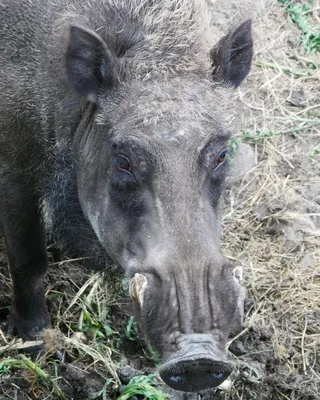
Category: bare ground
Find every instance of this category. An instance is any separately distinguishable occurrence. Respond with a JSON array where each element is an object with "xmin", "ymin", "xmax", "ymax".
[{"xmin": 0, "ymin": 0, "xmax": 319, "ymax": 399}]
